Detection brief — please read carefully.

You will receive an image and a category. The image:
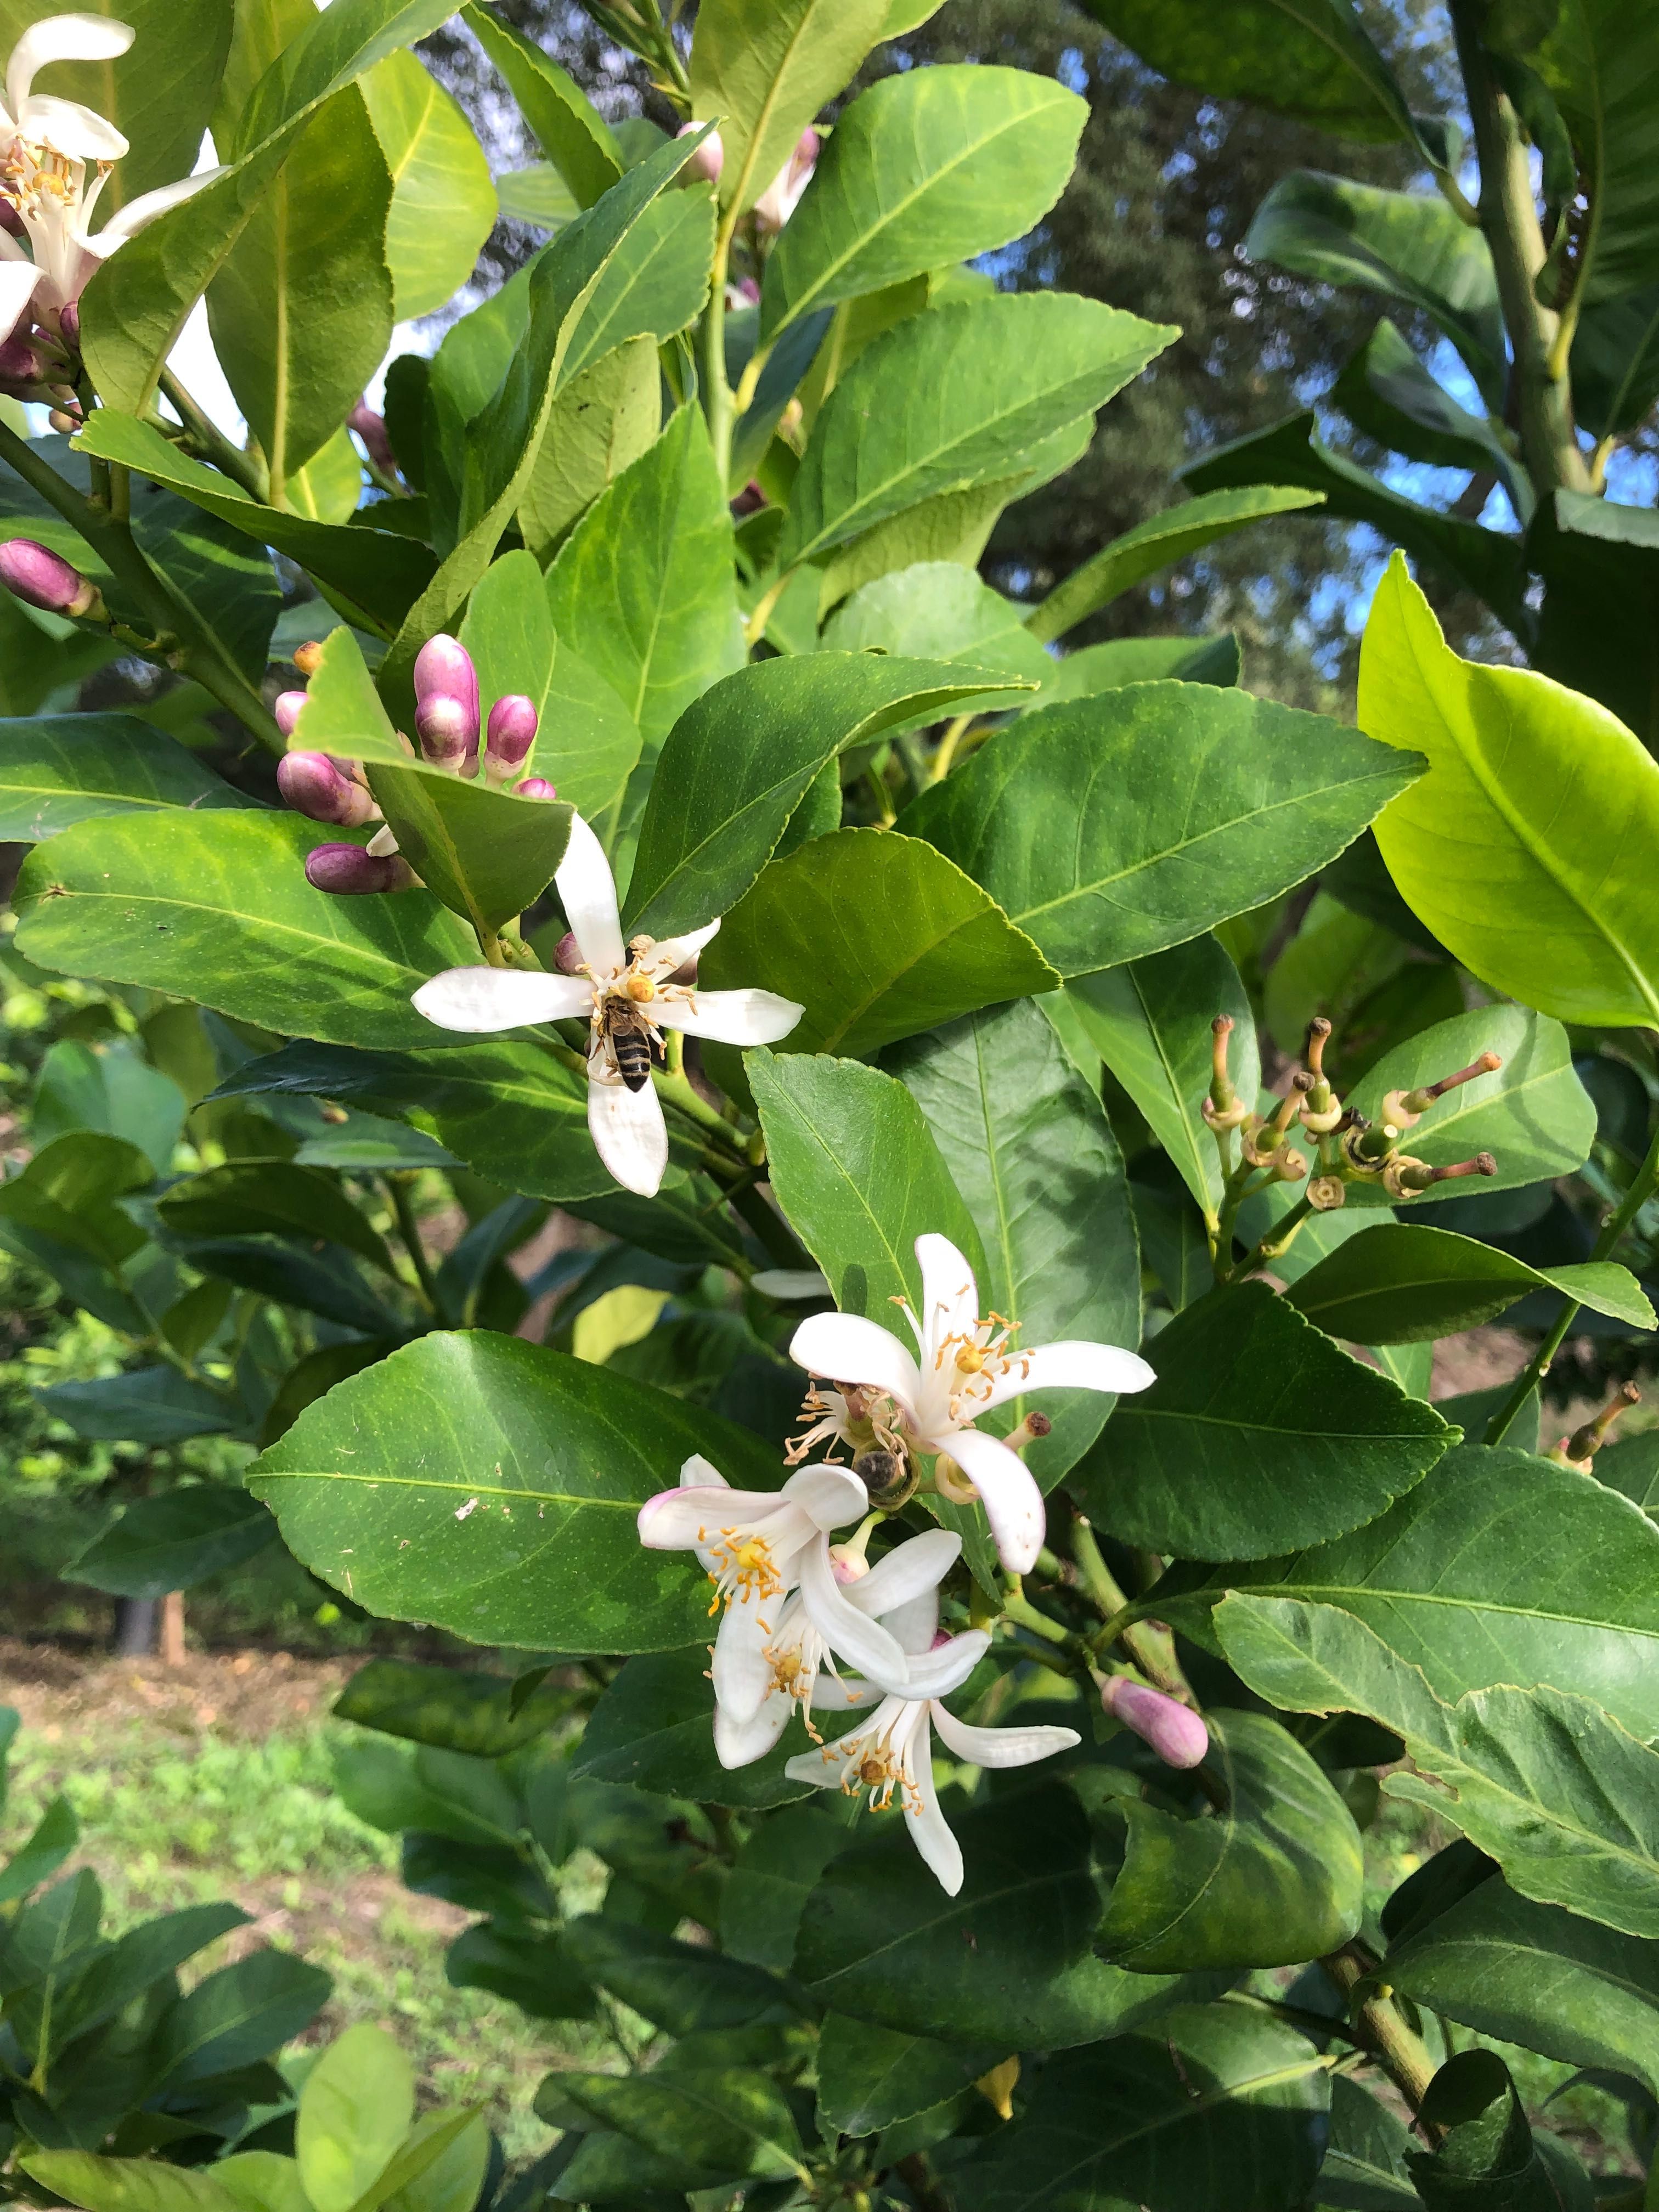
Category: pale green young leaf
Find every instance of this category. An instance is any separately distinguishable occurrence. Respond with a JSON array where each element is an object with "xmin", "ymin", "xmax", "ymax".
[
  {"xmin": 360, "ymin": 50, "xmax": 495, "ymax": 321},
  {"xmin": 461, "ymin": 3, "xmax": 621, "ymax": 208},
  {"xmin": 689, "ymin": 0, "xmax": 889, "ymax": 217},
  {"xmin": 515, "ymin": 337, "xmax": 660, "ymax": 566},
  {"xmin": 820, "ymin": 562, "xmax": 1053, "ymax": 716},
  {"xmin": 296, "ymin": 2024, "xmax": 414, "ymax": 2212}
]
